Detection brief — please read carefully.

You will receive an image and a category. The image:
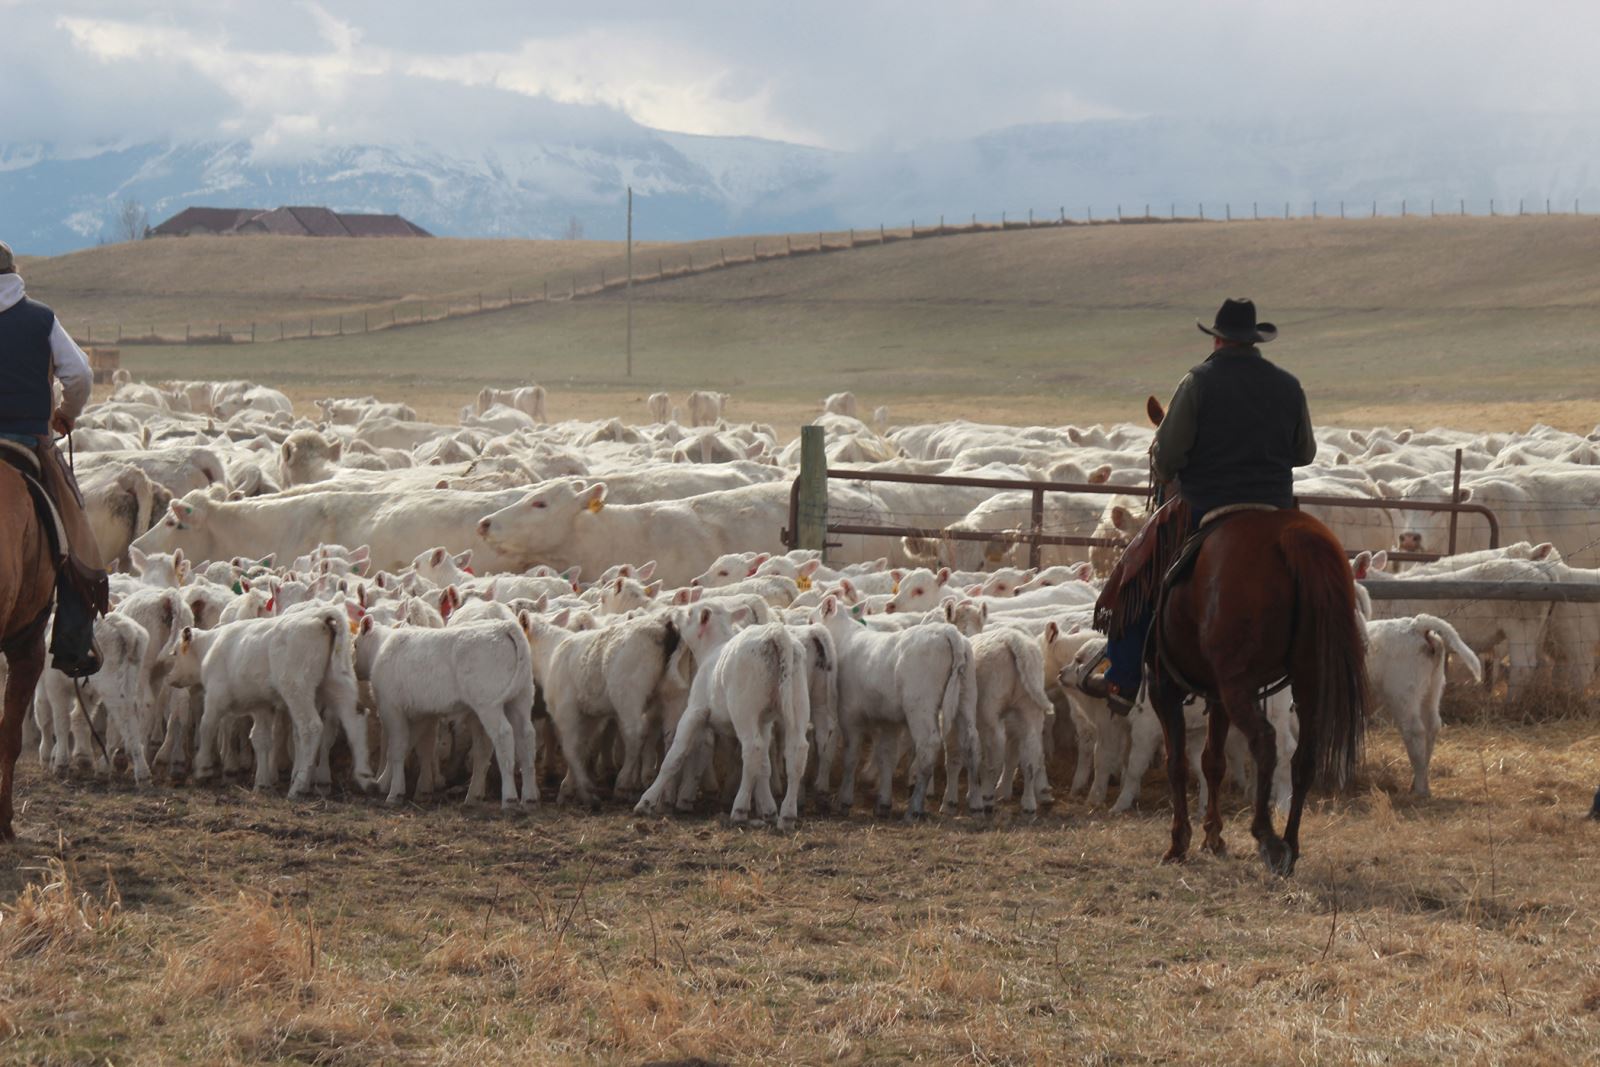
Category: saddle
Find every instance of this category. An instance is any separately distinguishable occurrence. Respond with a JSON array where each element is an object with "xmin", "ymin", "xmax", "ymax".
[
  {"xmin": 0, "ymin": 438, "xmax": 67, "ymax": 562},
  {"xmin": 1093, "ymin": 496, "xmax": 1192, "ymax": 639}
]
